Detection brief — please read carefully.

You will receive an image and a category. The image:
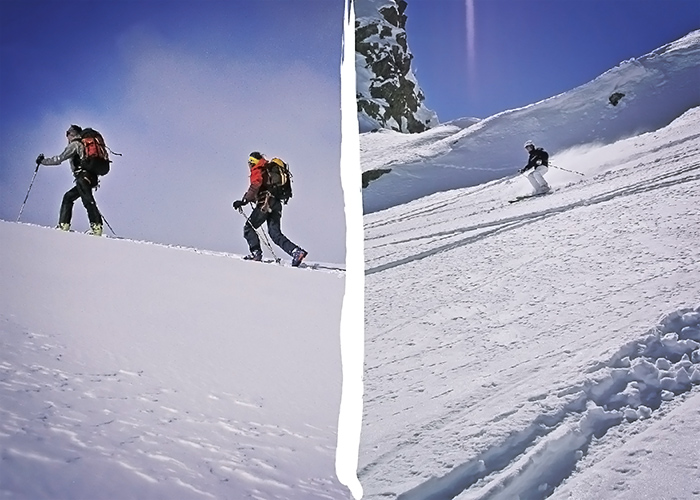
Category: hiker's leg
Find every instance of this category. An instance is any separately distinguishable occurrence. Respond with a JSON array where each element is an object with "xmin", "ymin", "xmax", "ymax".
[
  {"xmin": 525, "ymin": 171, "xmax": 540, "ymax": 192},
  {"xmin": 243, "ymin": 205, "xmax": 266, "ymax": 252},
  {"xmin": 266, "ymin": 202, "xmax": 297, "ymax": 256},
  {"xmin": 59, "ymin": 186, "xmax": 81, "ymax": 225},
  {"xmin": 75, "ymin": 175, "xmax": 102, "ymax": 225},
  {"xmin": 532, "ymin": 166, "xmax": 550, "ymax": 191}
]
